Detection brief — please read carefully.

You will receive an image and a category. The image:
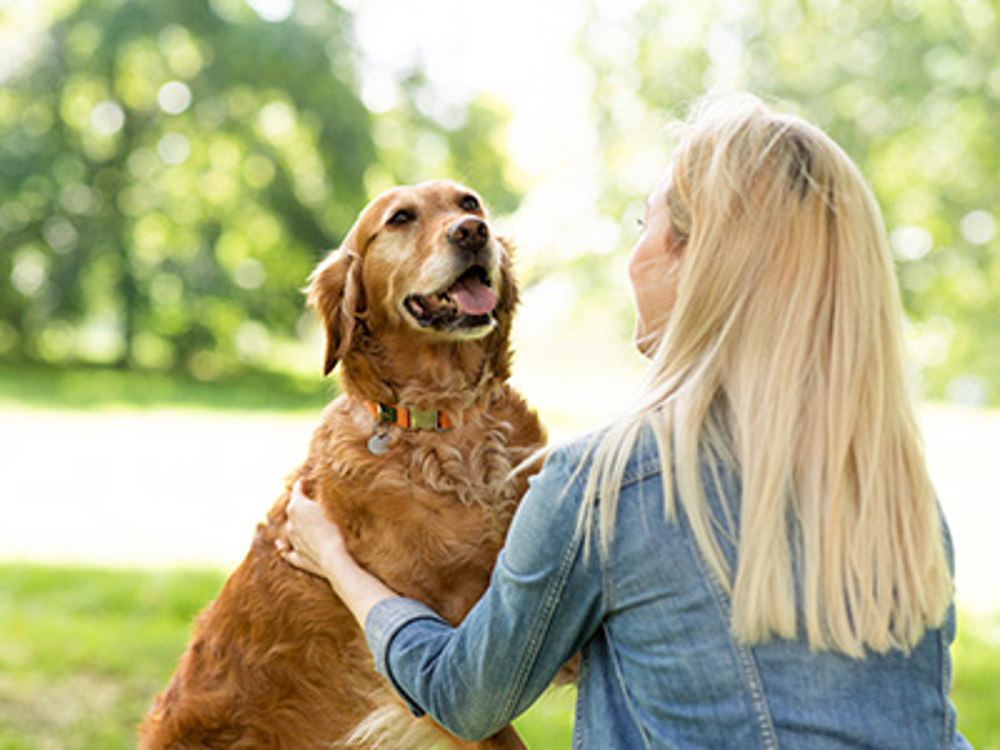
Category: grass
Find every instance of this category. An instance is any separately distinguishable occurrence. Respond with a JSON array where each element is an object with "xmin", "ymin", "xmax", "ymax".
[
  {"xmin": 0, "ymin": 362, "xmax": 332, "ymax": 413},
  {"xmin": 953, "ymin": 611, "xmax": 1000, "ymax": 748},
  {"xmin": 0, "ymin": 565, "xmax": 227, "ymax": 749},
  {"xmin": 0, "ymin": 563, "xmax": 995, "ymax": 750},
  {"xmin": 0, "ymin": 564, "xmax": 574, "ymax": 749},
  {"xmin": 0, "ymin": 367, "xmax": 996, "ymax": 746}
]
